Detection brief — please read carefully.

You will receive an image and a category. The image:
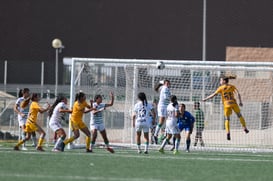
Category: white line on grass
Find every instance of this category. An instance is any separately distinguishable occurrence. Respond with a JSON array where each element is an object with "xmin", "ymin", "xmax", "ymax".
[
  {"xmin": 0, "ymin": 173, "xmax": 180, "ymax": 181},
  {"xmin": 14, "ymin": 150, "xmax": 273, "ymax": 163}
]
